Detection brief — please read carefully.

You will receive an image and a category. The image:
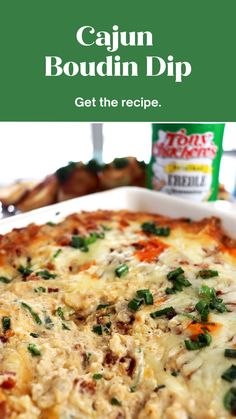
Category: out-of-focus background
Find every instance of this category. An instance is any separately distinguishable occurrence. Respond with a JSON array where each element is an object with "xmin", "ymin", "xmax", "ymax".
[{"xmin": 0, "ymin": 122, "xmax": 235, "ymax": 216}]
